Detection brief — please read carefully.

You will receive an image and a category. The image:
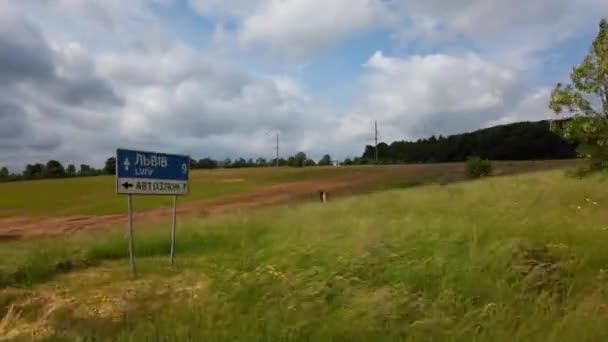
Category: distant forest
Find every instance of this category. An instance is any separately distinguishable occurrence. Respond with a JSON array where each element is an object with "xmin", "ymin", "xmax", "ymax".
[
  {"xmin": 0, "ymin": 120, "xmax": 578, "ymax": 182},
  {"xmin": 357, "ymin": 120, "xmax": 577, "ymax": 164}
]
